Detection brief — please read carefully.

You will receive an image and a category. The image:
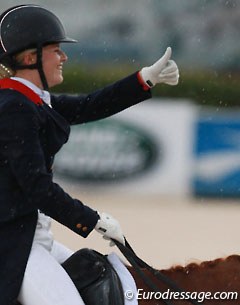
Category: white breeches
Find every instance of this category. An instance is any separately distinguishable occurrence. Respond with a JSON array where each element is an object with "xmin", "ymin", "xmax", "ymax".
[
  {"xmin": 18, "ymin": 212, "xmax": 85, "ymax": 305},
  {"xmin": 18, "ymin": 241, "xmax": 85, "ymax": 305},
  {"xmin": 18, "ymin": 212, "xmax": 138, "ymax": 305}
]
